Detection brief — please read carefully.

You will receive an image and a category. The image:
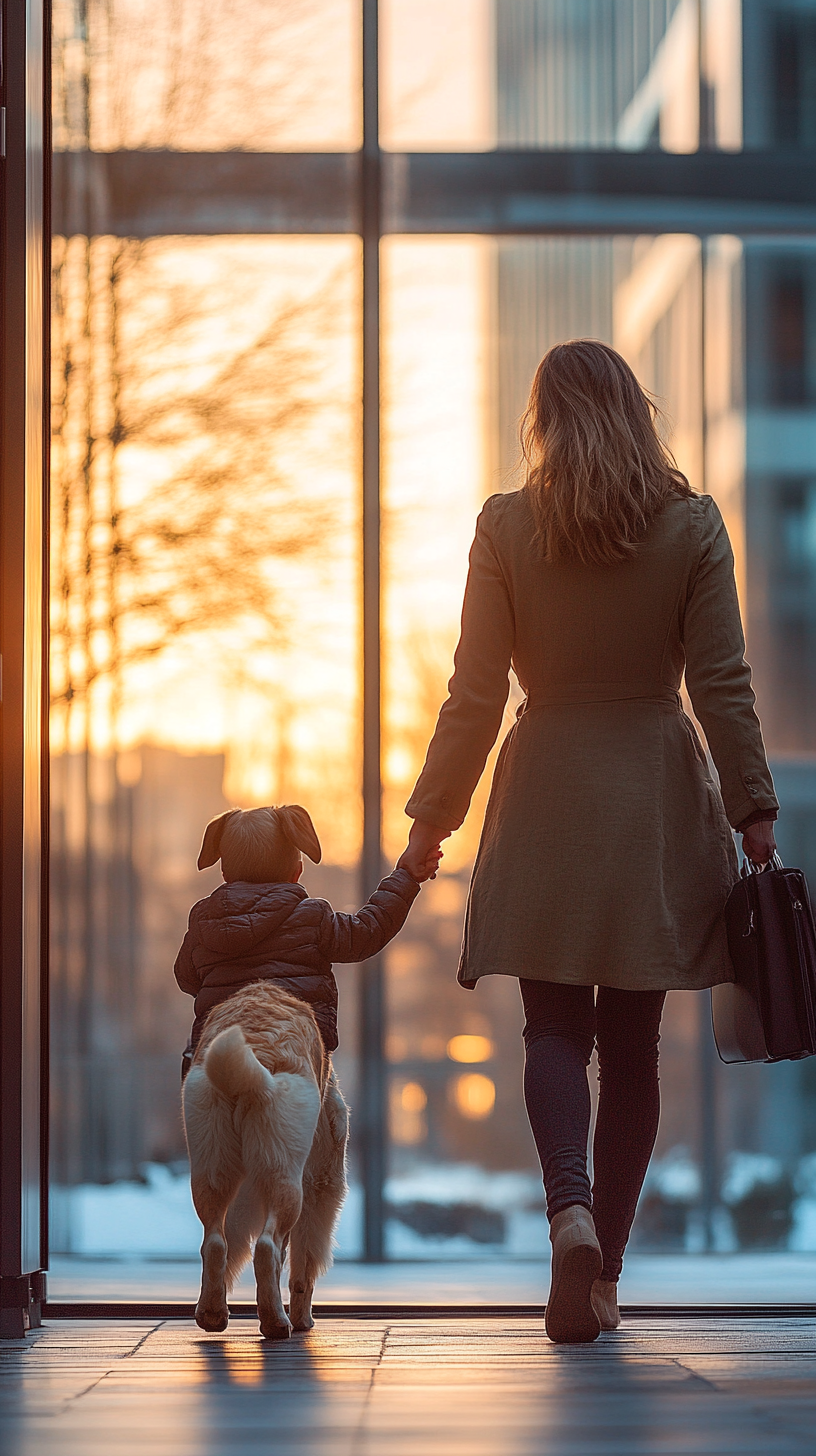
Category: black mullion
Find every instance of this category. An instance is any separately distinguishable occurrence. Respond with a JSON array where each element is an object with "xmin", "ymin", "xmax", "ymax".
[
  {"xmin": 359, "ymin": 0, "xmax": 385, "ymax": 1265},
  {"xmin": 52, "ymin": 149, "xmax": 816, "ymax": 240}
]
